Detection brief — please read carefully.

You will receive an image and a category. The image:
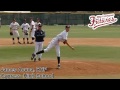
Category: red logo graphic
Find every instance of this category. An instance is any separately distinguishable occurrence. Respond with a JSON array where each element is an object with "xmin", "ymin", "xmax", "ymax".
[{"xmin": 88, "ymin": 13, "xmax": 118, "ymax": 30}]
